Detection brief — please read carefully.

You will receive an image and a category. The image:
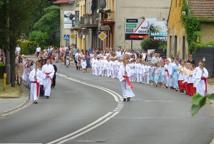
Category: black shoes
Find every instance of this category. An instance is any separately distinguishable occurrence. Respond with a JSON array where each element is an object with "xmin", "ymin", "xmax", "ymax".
[
  {"xmin": 34, "ymin": 101, "xmax": 38, "ymax": 104},
  {"xmin": 46, "ymin": 96, "xmax": 49, "ymax": 99},
  {"xmin": 123, "ymin": 97, "xmax": 131, "ymax": 102}
]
